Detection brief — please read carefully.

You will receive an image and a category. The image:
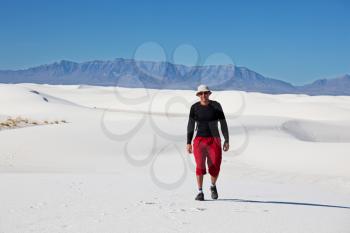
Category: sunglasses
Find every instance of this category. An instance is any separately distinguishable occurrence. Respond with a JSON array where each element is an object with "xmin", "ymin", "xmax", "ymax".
[{"xmin": 198, "ymin": 91, "xmax": 210, "ymax": 96}]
